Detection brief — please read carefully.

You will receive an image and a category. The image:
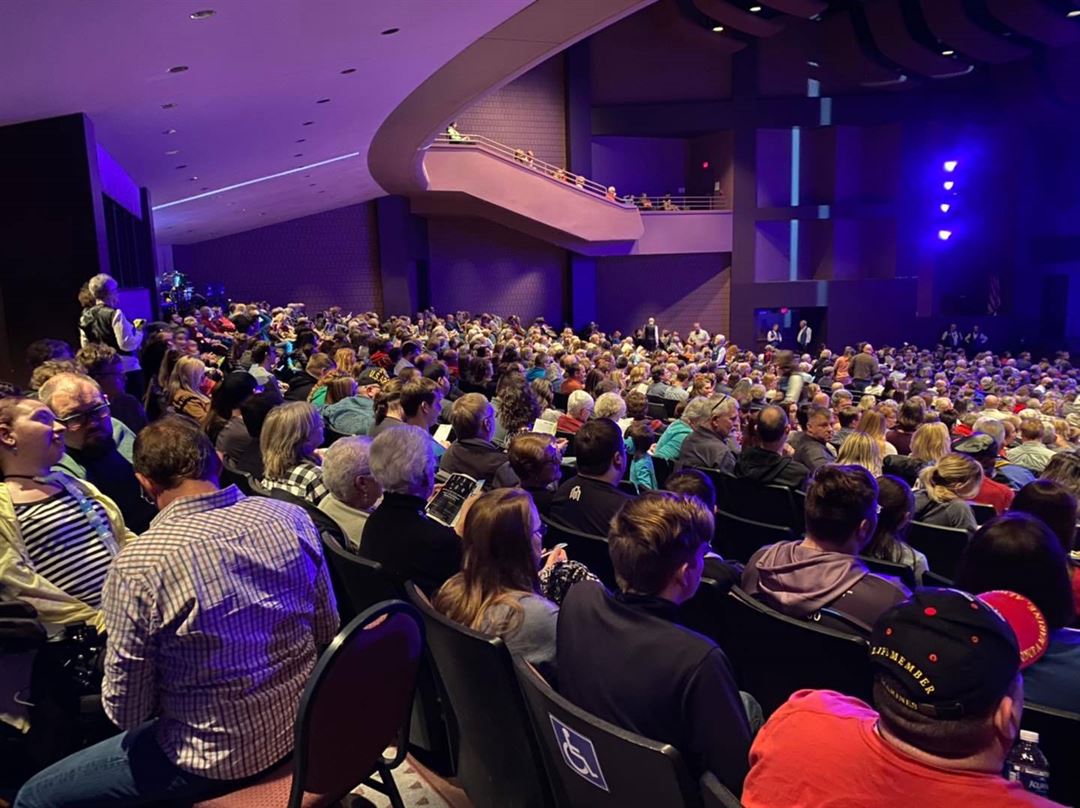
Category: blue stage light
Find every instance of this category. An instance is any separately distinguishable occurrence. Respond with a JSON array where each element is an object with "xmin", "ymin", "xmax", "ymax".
[
  {"xmin": 943, "ymin": 160, "xmax": 958, "ymax": 172},
  {"xmin": 940, "ymin": 203, "xmax": 950, "ymax": 213},
  {"xmin": 943, "ymin": 180, "xmax": 955, "ymax": 191},
  {"xmin": 938, "ymin": 229, "xmax": 953, "ymax": 241}
]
